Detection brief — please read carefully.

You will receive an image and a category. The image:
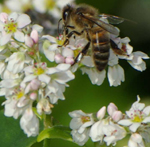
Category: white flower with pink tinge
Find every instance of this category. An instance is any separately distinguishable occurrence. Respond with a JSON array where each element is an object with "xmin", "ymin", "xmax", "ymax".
[
  {"xmin": 107, "ymin": 103, "xmax": 123, "ymax": 122},
  {"xmin": 118, "ymin": 96, "xmax": 150, "ymax": 132},
  {"xmin": 69, "ymin": 110, "xmax": 95, "ymax": 146},
  {"xmin": 0, "ymin": 12, "xmax": 31, "ymax": 46},
  {"xmin": 20, "ymin": 108, "xmax": 39, "ymax": 137},
  {"xmin": 103, "ymin": 121, "xmax": 126, "ymax": 146},
  {"xmin": 128, "ymin": 133, "xmax": 145, "ymax": 147}
]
